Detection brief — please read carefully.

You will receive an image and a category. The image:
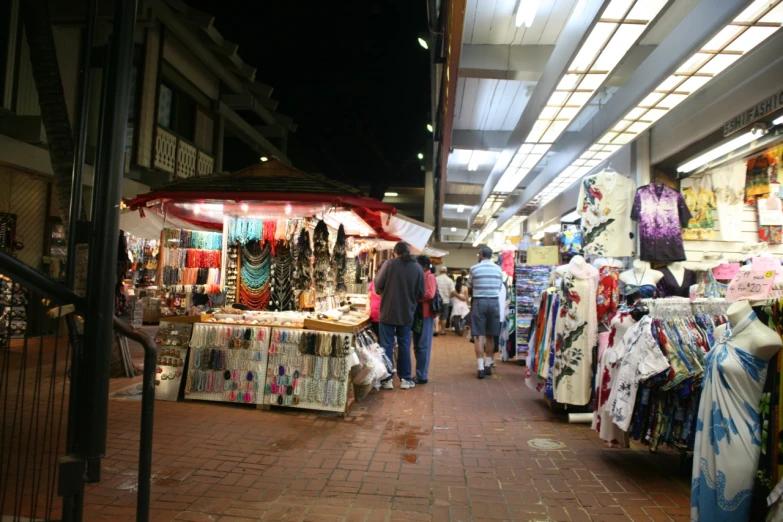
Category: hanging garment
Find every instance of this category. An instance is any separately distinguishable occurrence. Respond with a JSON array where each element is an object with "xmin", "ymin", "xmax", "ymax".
[
  {"xmin": 746, "ymin": 152, "xmax": 778, "ymax": 204},
  {"xmin": 656, "ymin": 266, "xmax": 697, "ymax": 298},
  {"xmin": 631, "ymin": 184, "xmax": 692, "ymax": 263},
  {"xmin": 608, "ymin": 315, "xmax": 671, "ymax": 432},
  {"xmin": 578, "ymin": 172, "xmax": 636, "ymax": 257},
  {"xmin": 691, "ymin": 312, "xmax": 770, "ymax": 522},
  {"xmin": 596, "ymin": 266, "xmax": 620, "ymax": 323},
  {"xmin": 710, "ymin": 162, "xmax": 746, "ymax": 242},
  {"xmin": 592, "ymin": 312, "xmax": 634, "ymax": 448},
  {"xmin": 681, "ymin": 181, "xmax": 717, "ymax": 240},
  {"xmin": 552, "ymin": 266, "xmax": 598, "ymax": 406}
]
